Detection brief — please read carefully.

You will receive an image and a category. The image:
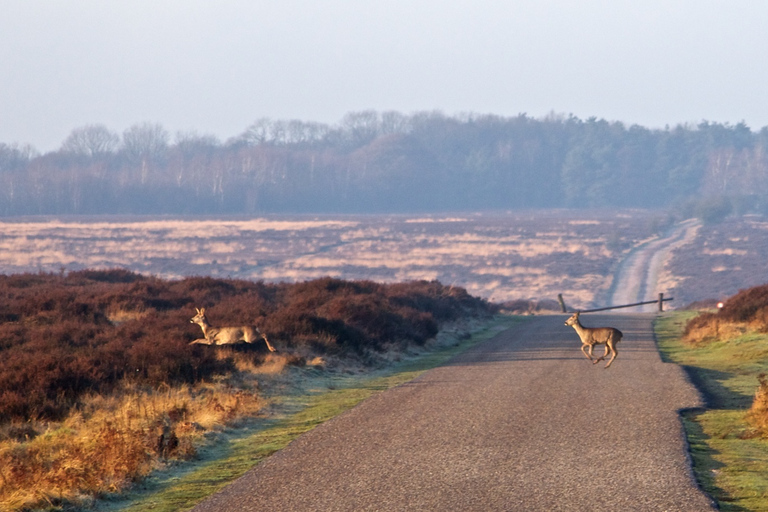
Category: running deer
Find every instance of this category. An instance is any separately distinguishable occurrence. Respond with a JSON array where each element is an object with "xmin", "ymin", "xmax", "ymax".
[
  {"xmin": 564, "ymin": 312, "xmax": 623, "ymax": 368},
  {"xmin": 189, "ymin": 307, "xmax": 276, "ymax": 352}
]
